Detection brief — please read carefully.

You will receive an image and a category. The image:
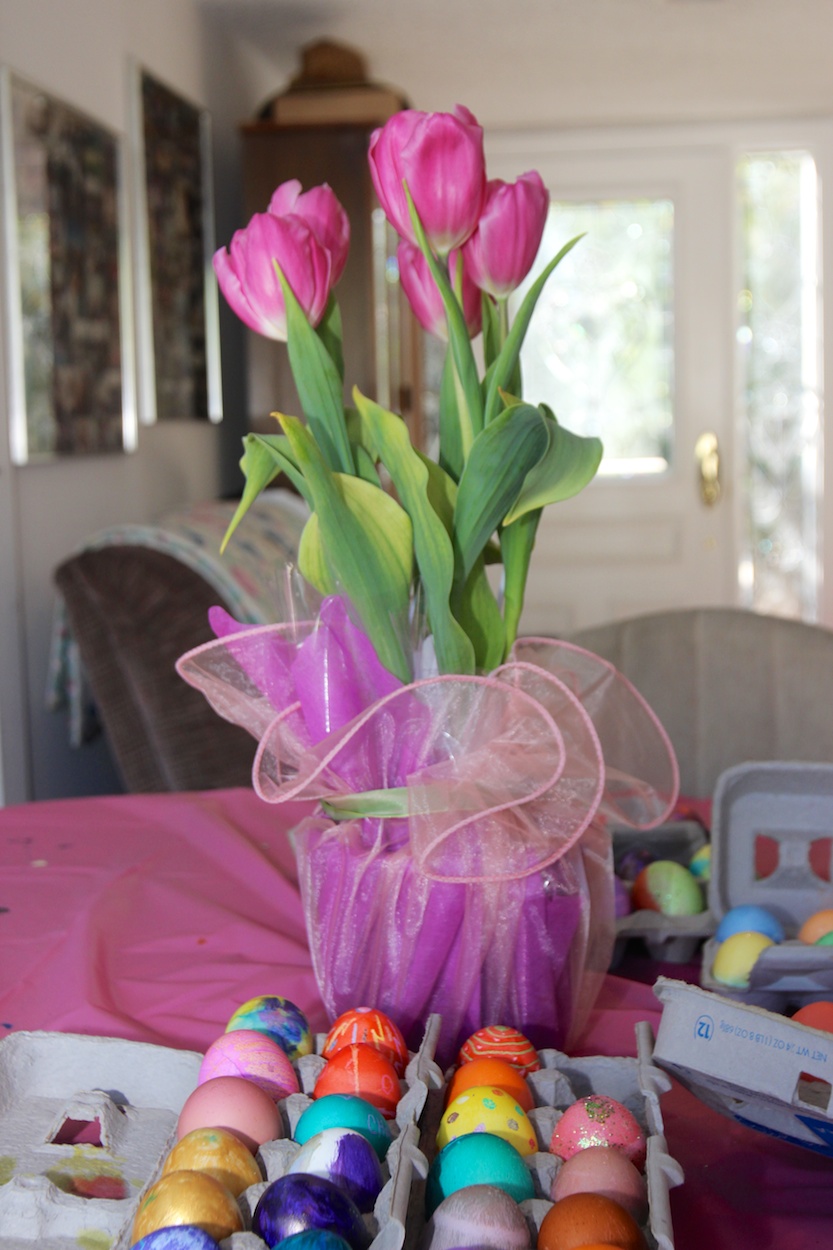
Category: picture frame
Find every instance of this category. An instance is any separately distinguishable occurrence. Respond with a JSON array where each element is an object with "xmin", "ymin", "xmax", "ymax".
[
  {"xmin": 130, "ymin": 64, "xmax": 222, "ymax": 425},
  {"xmin": 0, "ymin": 69, "xmax": 137, "ymax": 463}
]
